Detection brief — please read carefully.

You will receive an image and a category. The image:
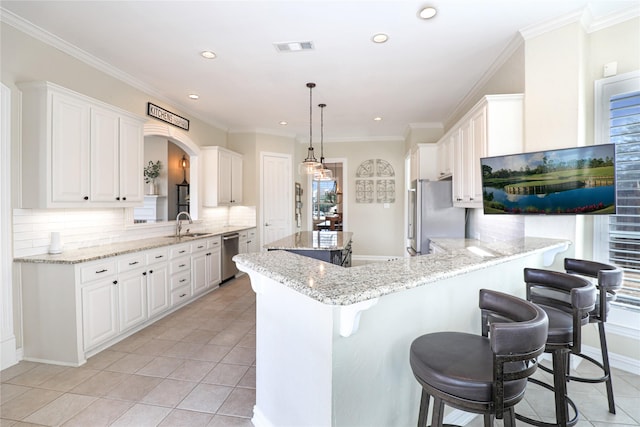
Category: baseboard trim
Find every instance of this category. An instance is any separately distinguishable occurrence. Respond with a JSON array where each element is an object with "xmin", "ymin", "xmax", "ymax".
[{"xmin": 581, "ymin": 344, "xmax": 640, "ymax": 375}]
